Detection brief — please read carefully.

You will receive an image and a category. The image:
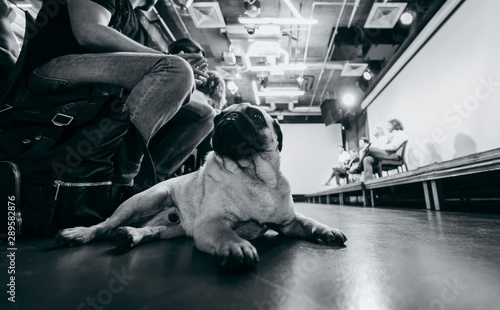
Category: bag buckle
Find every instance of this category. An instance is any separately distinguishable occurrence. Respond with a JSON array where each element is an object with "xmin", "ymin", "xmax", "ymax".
[{"xmin": 52, "ymin": 113, "xmax": 74, "ymax": 126}]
